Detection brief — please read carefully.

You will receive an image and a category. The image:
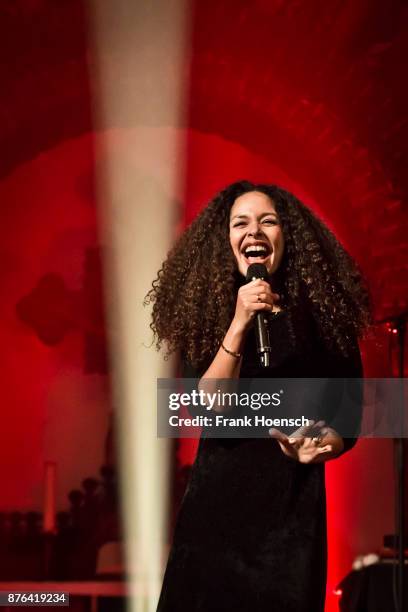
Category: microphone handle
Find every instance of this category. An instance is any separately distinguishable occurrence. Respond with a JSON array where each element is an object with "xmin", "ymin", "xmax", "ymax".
[
  {"xmin": 248, "ymin": 272, "xmax": 272, "ymax": 368},
  {"xmin": 255, "ymin": 312, "xmax": 271, "ymax": 368}
]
